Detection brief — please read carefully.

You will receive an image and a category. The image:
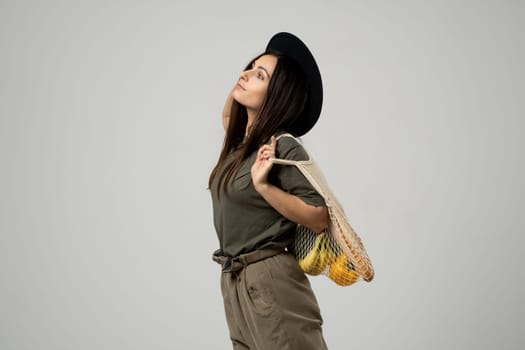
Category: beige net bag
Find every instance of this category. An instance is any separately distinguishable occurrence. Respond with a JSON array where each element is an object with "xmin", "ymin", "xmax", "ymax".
[{"xmin": 271, "ymin": 134, "xmax": 374, "ymax": 286}]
